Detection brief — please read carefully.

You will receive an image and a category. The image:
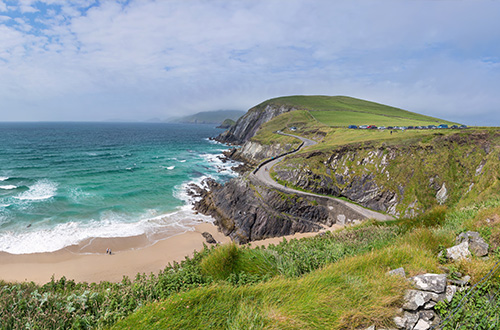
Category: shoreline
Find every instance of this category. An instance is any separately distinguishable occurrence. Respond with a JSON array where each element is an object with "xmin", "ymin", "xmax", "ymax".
[
  {"xmin": 0, "ymin": 222, "xmax": 344, "ymax": 285},
  {"xmin": 0, "ymin": 222, "xmax": 230, "ymax": 284}
]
